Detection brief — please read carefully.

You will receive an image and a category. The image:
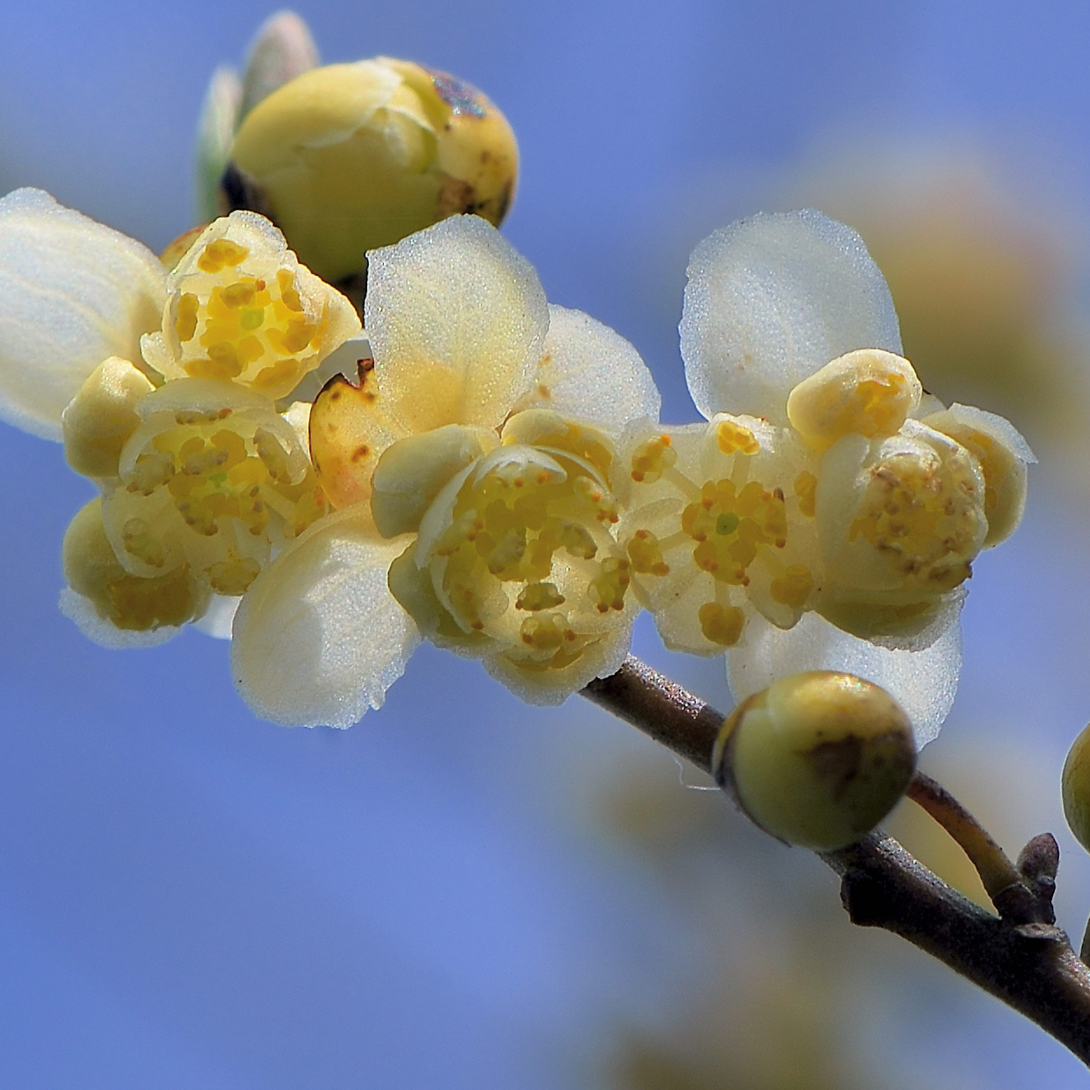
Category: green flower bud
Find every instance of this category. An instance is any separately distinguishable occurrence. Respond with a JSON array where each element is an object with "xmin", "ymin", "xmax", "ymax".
[
  {"xmin": 713, "ymin": 671, "xmax": 917, "ymax": 851},
  {"xmin": 221, "ymin": 58, "xmax": 518, "ymax": 283},
  {"xmin": 1062, "ymin": 722, "xmax": 1090, "ymax": 853}
]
